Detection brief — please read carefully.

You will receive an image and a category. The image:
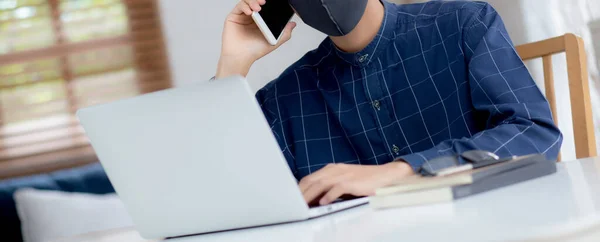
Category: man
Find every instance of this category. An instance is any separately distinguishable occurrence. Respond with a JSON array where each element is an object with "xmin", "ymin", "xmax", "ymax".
[{"xmin": 215, "ymin": 0, "xmax": 562, "ymax": 206}]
